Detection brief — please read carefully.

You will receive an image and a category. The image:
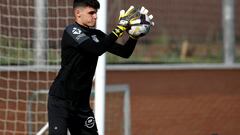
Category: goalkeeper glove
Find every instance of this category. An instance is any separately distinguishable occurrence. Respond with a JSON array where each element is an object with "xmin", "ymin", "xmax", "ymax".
[
  {"xmin": 112, "ymin": 6, "xmax": 140, "ymax": 38},
  {"xmin": 130, "ymin": 6, "xmax": 154, "ymax": 26},
  {"xmin": 128, "ymin": 6, "xmax": 154, "ymax": 39}
]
